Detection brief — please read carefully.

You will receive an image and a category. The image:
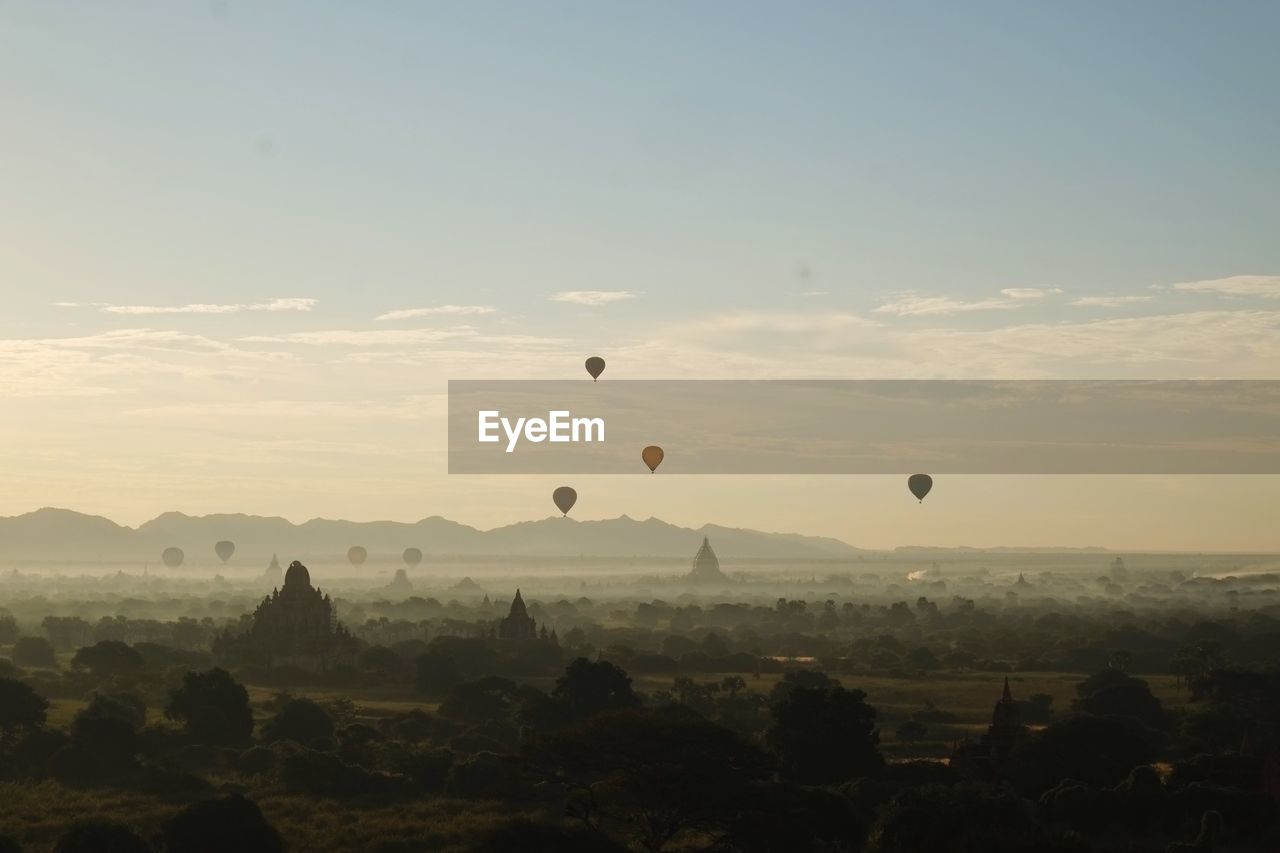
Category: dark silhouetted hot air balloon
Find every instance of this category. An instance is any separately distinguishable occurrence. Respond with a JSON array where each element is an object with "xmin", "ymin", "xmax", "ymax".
[
  {"xmin": 585, "ymin": 356, "xmax": 605, "ymax": 381},
  {"xmin": 908, "ymin": 474, "xmax": 933, "ymax": 503},
  {"xmin": 403, "ymin": 547, "xmax": 422, "ymax": 569},
  {"xmin": 642, "ymin": 445, "xmax": 664, "ymax": 473},
  {"xmin": 347, "ymin": 546, "xmax": 368, "ymax": 568},
  {"xmin": 552, "ymin": 486, "xmax": 578, "ymax": 516},
  {"xmin": 162, "ymin": 547, "xmax": 185, "ymax": 569},
  {"xmin": 214, "ymin": 540, "xmax": 235, "ymax": 564}
]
